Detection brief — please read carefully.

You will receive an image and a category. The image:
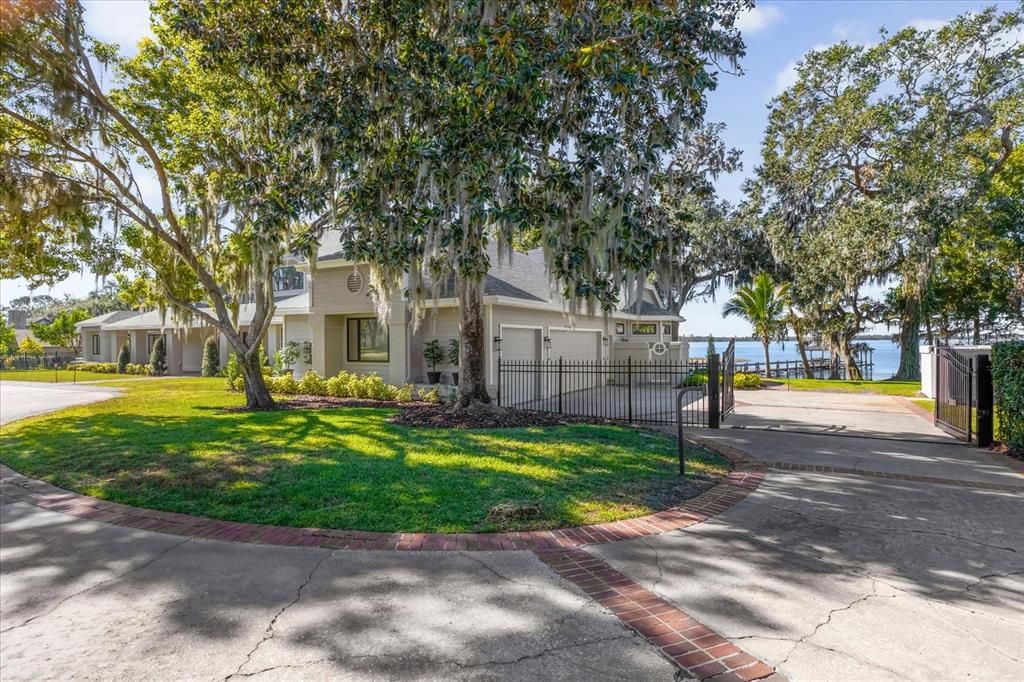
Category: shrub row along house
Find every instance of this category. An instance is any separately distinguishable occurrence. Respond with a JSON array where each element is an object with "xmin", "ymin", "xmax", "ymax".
[{"xmin": 77, "ymin": 242, "xmax": 687, "ymax": 392}]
